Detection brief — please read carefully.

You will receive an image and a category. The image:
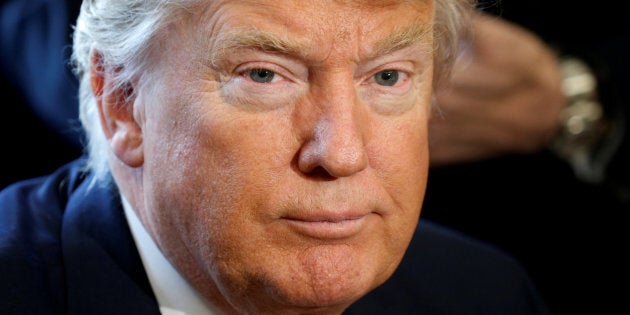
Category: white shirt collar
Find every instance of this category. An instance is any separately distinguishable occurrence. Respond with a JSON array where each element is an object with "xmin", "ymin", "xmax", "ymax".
[{"xmin": 121, "ymin": 196, "xmax": 221, "ymax": 315}]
